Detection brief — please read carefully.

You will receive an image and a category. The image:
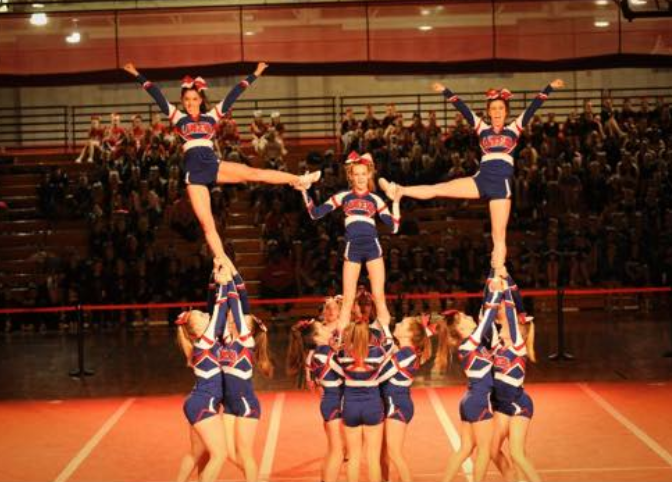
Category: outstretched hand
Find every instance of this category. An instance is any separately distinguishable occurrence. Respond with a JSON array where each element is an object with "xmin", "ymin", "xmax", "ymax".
[
  {"xmin": 550, "ymin": 79, "xmax": 565, "ymax": 89},
  {"xmin": 255, "ymin": 62, "xmax": 269, "ymax": 77},
  {"xmin": 432, "ymin": 82, "xmax": 446, "ymax": 93},
  {"xmin": 123, "ymin": 63, "xmax": 139, "ymax": 77}
]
